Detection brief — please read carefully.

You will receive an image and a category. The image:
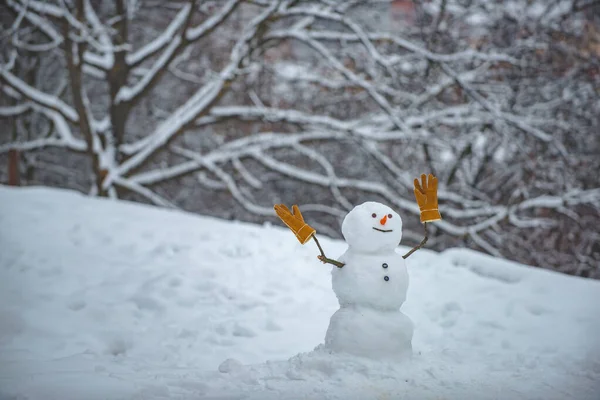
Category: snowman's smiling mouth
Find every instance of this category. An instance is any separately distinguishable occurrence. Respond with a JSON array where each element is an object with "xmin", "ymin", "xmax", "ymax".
[{"xmin": 373, "ymin": 227, "xmax": 393, "ymax": 233}]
